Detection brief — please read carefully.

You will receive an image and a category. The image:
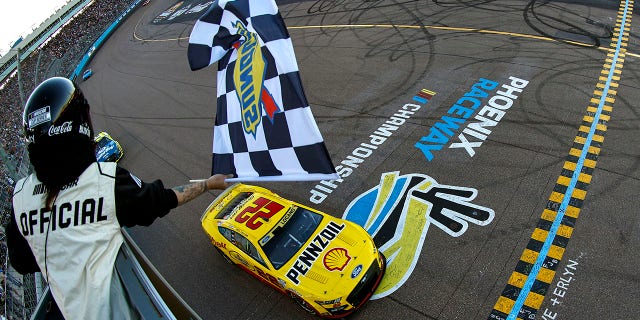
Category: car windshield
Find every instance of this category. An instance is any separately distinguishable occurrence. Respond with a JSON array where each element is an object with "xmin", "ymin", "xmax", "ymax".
[{"xmin": 260, "ymin": 207, "xmax": 323, "ymax": 269}]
